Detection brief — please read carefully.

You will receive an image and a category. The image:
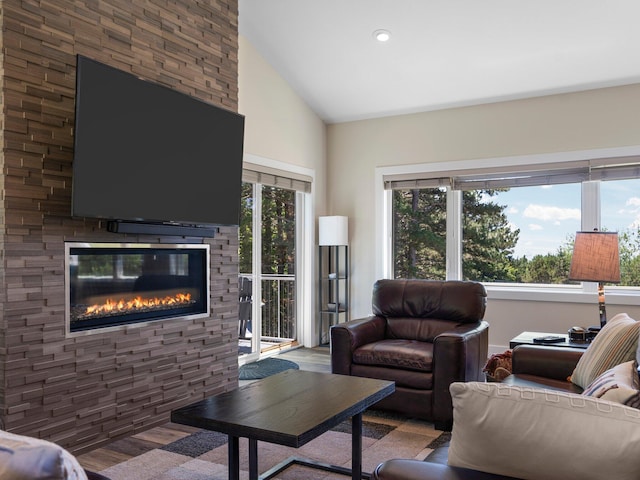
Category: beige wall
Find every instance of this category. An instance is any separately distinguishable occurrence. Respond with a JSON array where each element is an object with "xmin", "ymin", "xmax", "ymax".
[
  {"xmin": 488, "ymin": 297, "xmax": 637, "ymax": 350},
  {"xmin": 238, "ymin": 36, "xmax": 327, "ymax": 346},
  {"xmin": 327, "ymin": 84, "xmax": 640, "ymax": 350},
  {"xmin": 238, "ymin": 35, "xmax": 327, "ymax": 204}
]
